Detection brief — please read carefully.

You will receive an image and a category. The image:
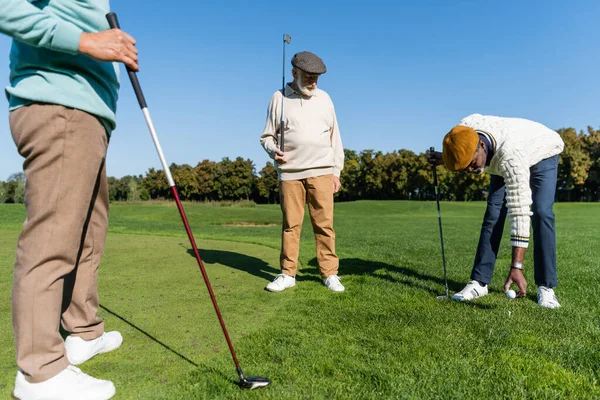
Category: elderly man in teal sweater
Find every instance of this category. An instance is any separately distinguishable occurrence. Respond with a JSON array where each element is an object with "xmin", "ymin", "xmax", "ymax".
[{"xmin": 1, "ymin": 1, "xmax": 138, "ymax": 399}]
